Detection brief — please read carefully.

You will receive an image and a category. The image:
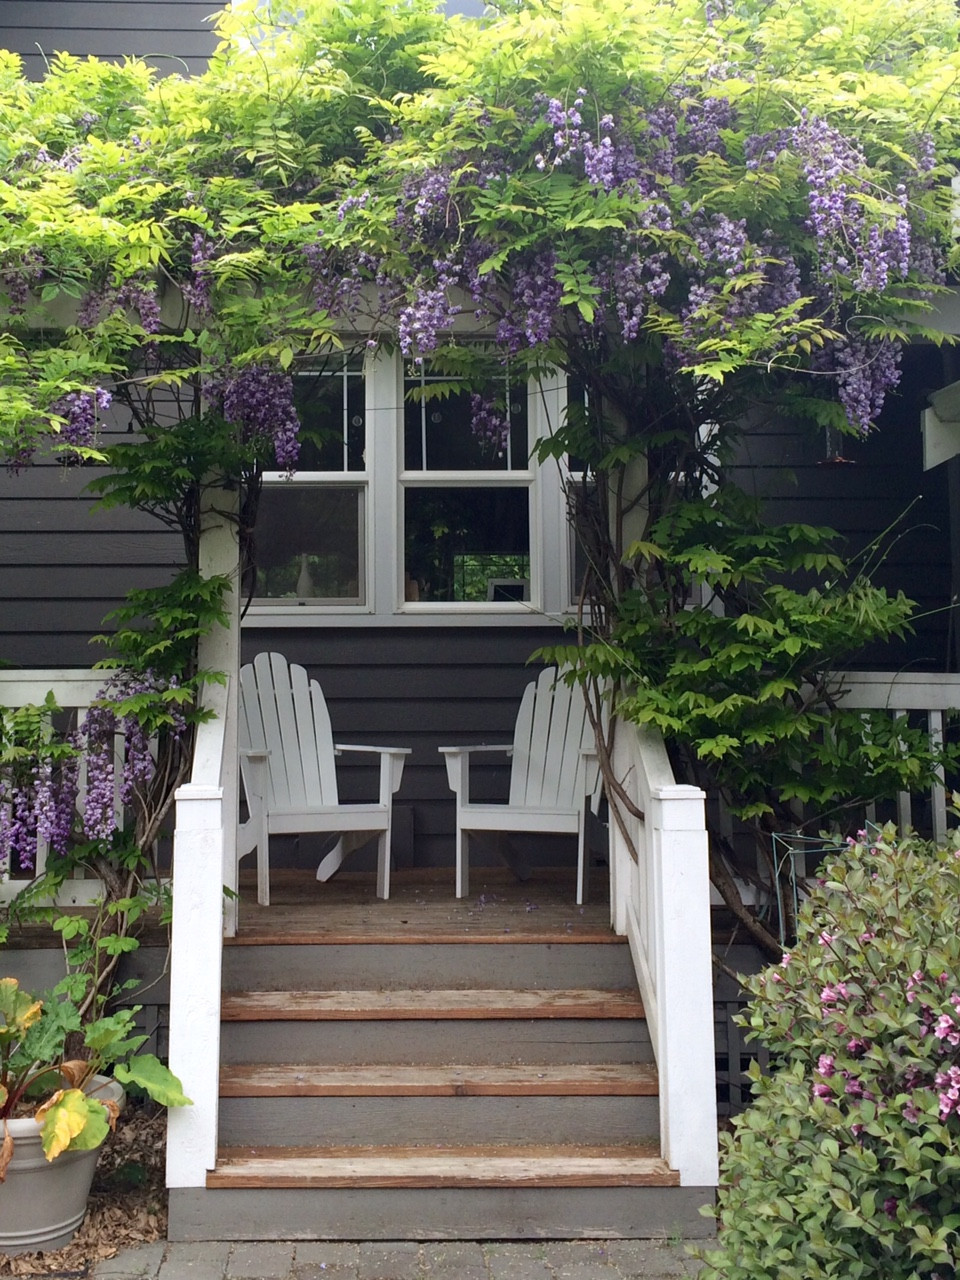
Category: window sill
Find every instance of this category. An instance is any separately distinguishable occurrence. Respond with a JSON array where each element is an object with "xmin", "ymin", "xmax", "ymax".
[{"xmin": 242, "ymin": 606, "xmax": 574, "ymax": 629}]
